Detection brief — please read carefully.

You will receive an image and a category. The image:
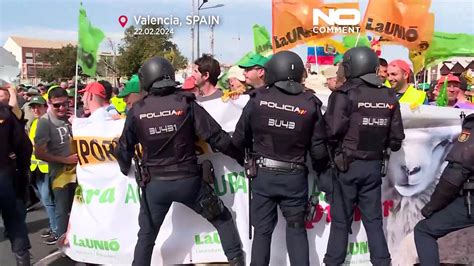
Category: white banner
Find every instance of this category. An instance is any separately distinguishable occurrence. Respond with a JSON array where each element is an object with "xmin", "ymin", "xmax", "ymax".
[{"xmin": 65, "ymin": 98, "xmax": 474, "ymax": 265}]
